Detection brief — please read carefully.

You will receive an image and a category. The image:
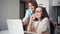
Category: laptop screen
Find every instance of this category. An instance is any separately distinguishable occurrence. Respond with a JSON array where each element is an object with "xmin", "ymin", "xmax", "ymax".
[{"xmin": 7, "ymin": 19, "xmax": 24, "ymax": 34}]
